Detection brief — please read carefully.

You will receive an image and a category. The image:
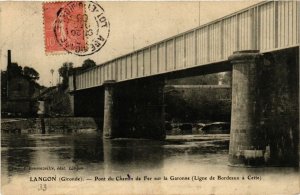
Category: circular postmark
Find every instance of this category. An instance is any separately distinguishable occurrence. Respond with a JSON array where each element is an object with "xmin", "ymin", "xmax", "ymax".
[{"xmin": 54, "ymin": 1, "xmax": 110, "ymax": 56}]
